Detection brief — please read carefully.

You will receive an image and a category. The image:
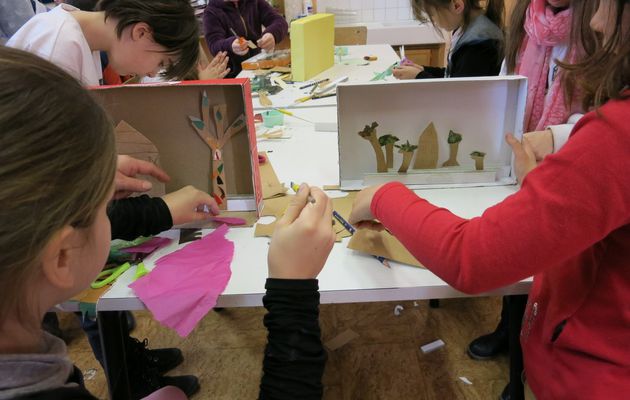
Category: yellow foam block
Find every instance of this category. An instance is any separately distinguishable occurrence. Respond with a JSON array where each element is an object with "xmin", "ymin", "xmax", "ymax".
[{"xmin": 290, "ymin": 14, "xmax": 335, "ymax": 81}]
